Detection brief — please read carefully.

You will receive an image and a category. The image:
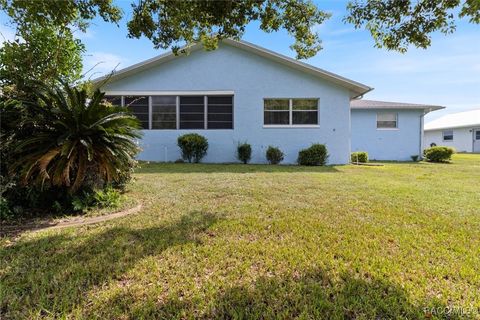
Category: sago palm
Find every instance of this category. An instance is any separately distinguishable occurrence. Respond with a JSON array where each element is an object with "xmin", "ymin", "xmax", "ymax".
[{"xmin": 9, "ymin": 82, "xmax": 141, "ymax": 193}]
